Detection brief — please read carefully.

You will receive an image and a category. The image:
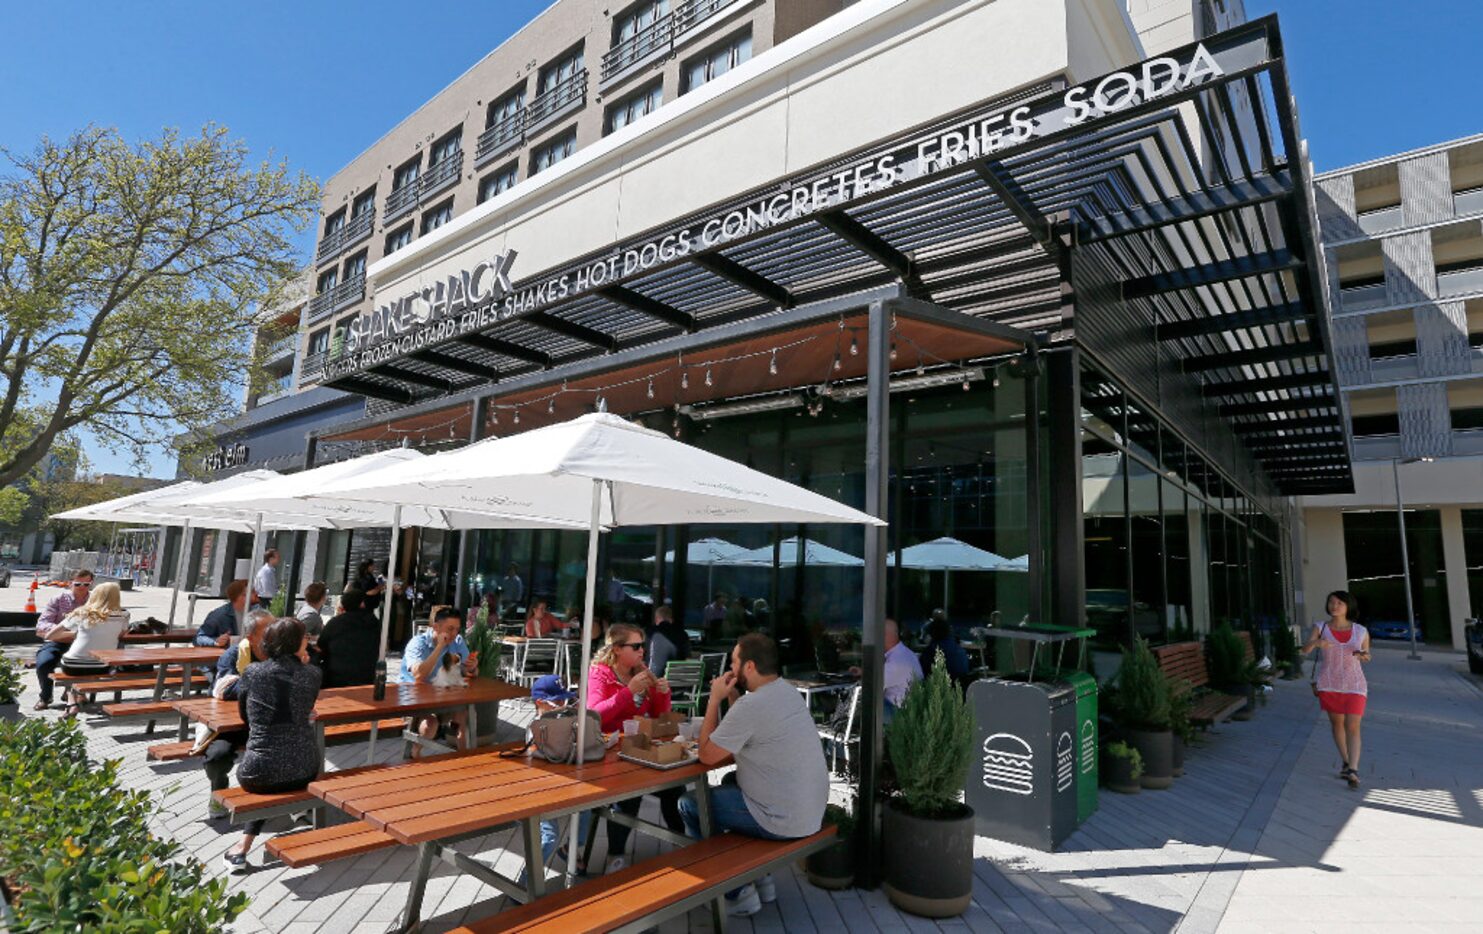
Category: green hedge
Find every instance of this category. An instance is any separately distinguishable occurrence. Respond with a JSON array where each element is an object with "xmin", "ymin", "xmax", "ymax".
[{"xmin": 0, "ymin": 717, "xmax": 247, "ymax": 932}]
